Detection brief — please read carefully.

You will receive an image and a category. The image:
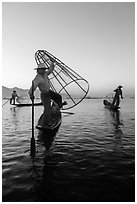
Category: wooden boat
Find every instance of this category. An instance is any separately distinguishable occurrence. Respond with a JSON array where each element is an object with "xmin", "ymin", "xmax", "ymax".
[
  {"xmin": 103, "ymin": 99, "xmax": 120, "ymax": 111},
  {"xmin": 11, "ymin": 102, "xmax": 42, "ymax": 107},
  {"xmin": 36, "ymin": 102, "xmax": 62, "ymax": 132},
  {"xmin": 37, "ymin": 129, "xmax": 58, "ymax": 151}
]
